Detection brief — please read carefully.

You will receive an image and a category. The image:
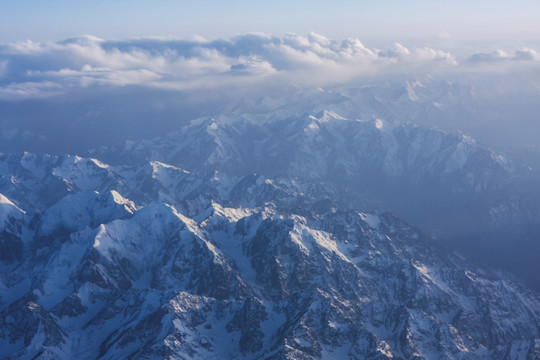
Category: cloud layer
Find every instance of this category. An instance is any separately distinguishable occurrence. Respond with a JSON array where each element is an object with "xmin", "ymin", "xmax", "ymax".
[
  {"xmin": 0, "ymin": 33, "xmax": 458, "ymax": 99},
  {"xmin": 0, "ymin": 32, "xmax": 539, "ymax": 100}
]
